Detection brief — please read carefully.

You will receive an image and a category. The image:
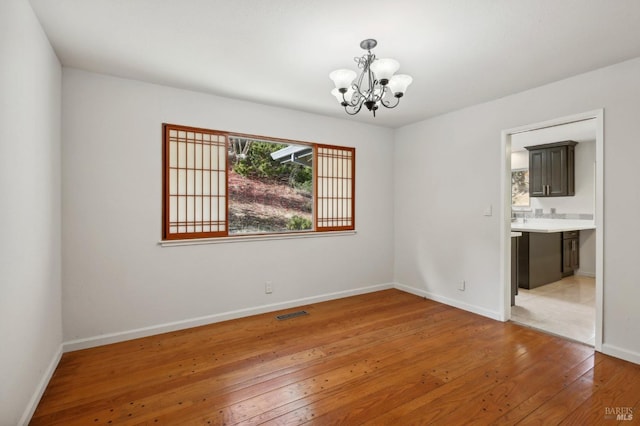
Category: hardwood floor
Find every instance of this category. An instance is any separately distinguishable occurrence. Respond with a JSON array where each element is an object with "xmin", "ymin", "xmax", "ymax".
[{"xmin": 32, "ymin": 289, "xmax": 640, "ymax": 425}]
